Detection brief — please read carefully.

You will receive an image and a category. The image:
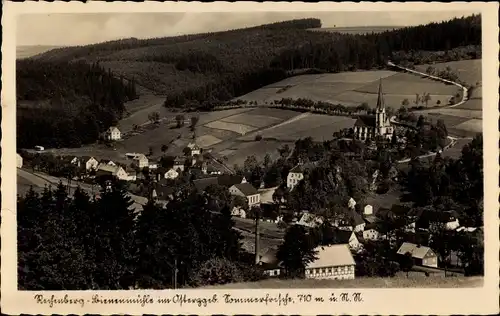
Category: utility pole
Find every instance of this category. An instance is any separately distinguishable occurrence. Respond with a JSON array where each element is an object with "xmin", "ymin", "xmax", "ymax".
[
  {"xmin": 174, "ymin": 258, "xmax": 178, "ymax": 289},
  {"xmin": 254, "ymin": 208, "xmax": 261, "ymax": 265}
]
